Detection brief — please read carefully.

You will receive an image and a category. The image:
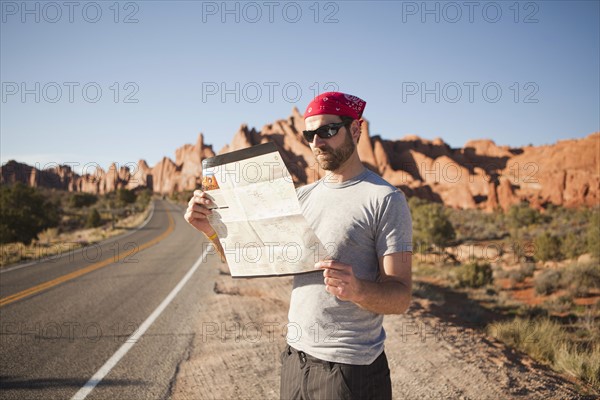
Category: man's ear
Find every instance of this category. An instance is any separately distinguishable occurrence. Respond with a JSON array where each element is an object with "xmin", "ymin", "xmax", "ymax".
[{"xmin": 351, "ymin": 120, "xmax": 361, "ymax": 143}]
